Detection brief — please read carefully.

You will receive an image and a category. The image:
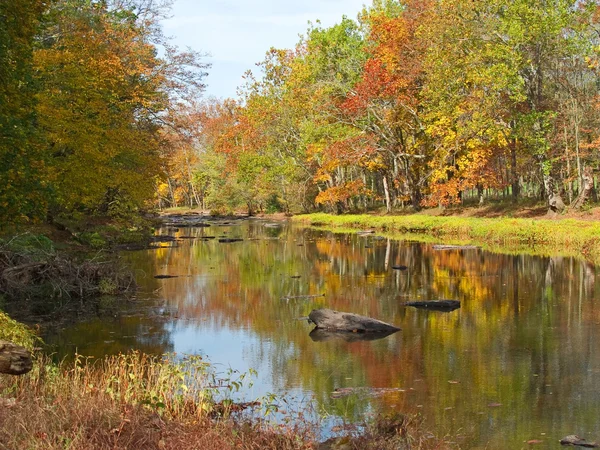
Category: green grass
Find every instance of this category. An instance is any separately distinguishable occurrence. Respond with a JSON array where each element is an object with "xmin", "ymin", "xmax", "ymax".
[{"xmin": 294, "ymin": 213, "xmax": 600, "ymax": 262}]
